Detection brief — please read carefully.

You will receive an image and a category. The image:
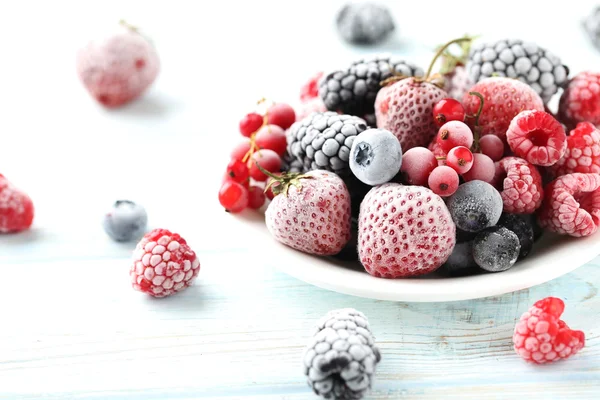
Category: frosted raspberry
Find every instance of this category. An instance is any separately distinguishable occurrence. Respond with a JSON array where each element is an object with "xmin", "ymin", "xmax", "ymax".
[
  {"xmin": 558, "ymin": 71, "xmax": 600, "ymax": 128},
  {"xmin": 295, "ymin": 97, "xmax": 328, "ymax": 120},
  {"xmin": 0, "ymin": 174, "xmax": 34, "ymax": 233},
  {"xmin": 462, "ymin": 77, "xmax": 544, "ymax": 141},
  {"xmin": 300, "ymin": 71, "xmax": 324, "ymax": 103},
  {"xmin": 550, "ymin": 122, "xmax": 600, "ymax": 177},
  {"xmin": 130, "ymin": 228, "xmax": 200, "ymax": 297},
  {"xmin": 497, "ymin": 157, "xmax": 544, "ymax": 214},
  {"xmin": 537, "ymin": 173, "xmax": 600, "ymax": 237},
  {"xmin": 513, "ymin": 297, "xmax": 585, "ymax": 364},
  {"xmin": 506, "ymin": 110, "xmax": 567, "ymax": 167},
  {"xmin": 358, "ymin": 183, "xmax": 456, "ymax": 278}
]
